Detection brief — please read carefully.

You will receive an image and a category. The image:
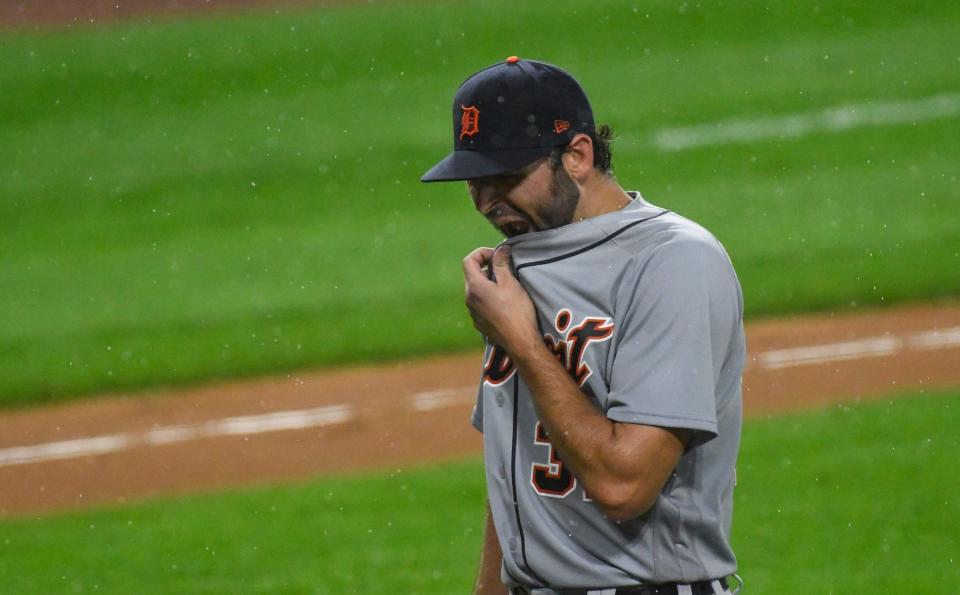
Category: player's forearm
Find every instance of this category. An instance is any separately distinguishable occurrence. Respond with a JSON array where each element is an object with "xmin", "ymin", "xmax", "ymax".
[
  {"xmin": 509, "ymin": 341, "xmax": 670, "ymax": 519},
  {"xmin": 474, "ymin": 502, "xmax": 506, "ymax": 595}
]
